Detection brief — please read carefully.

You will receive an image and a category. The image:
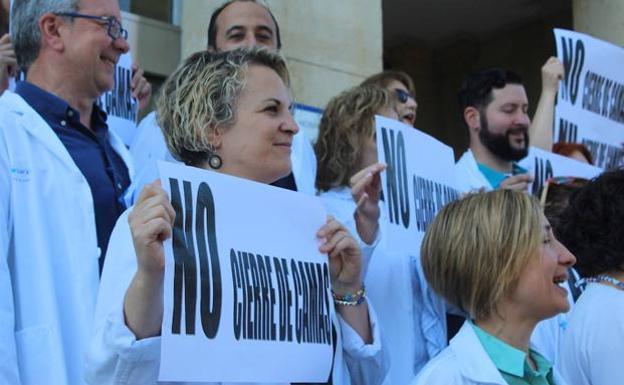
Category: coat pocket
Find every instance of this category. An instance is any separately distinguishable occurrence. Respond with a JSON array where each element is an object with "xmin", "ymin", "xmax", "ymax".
[{"xmin": 15, "ymin": 325, "xmax": 55, "ymax": 385}]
